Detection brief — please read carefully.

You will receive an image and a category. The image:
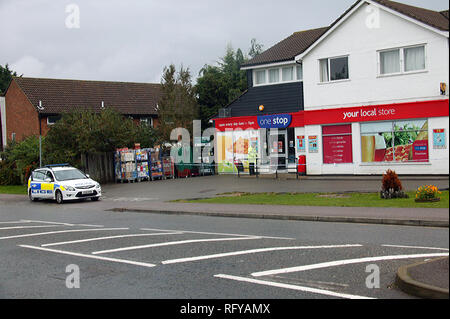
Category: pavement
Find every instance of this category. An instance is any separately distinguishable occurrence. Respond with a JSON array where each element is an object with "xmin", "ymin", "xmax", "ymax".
[{"xmin": 1, "ymin": 174, "xmax": 449, "ymax": 298}]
